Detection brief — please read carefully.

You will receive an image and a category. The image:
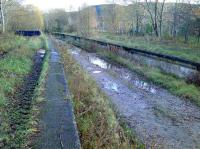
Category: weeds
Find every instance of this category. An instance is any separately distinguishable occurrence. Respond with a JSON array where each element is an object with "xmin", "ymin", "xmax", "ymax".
[
  {"xmin": 187, "ymin": 73, "xmax": 200, "ymax": 87},
  {"xmin": 0, "ymin": 34, "xmax": 25, "ymax": 54}
]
